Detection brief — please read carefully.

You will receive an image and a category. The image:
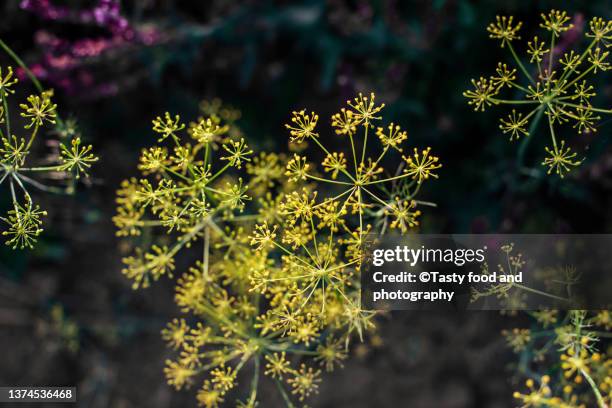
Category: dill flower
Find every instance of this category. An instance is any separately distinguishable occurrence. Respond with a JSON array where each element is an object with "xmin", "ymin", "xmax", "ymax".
[
  {"xmin": 60, "ymin": 137, "xmax": 99, "ymax": 179},
  {"xmin": 500, "ymin": 109, "xmax": 530, "ymax": 140},
  {"xmin": 487, "ymin": 15, "xmax": 522, "ymax": 47},
  {"xmin": 0, "ymin": 66, "xmax": 18, "ymax": 95},
  {"xmin": 402, "ymin": 147, "xmax": 442, "ymax": 183},
  {"xmin": 465, "ymin": 10, "xmax": 612, "ymax": 178},
  {"xmin": 20, "ymin": 92, "xmax": 57, "ymax": 129},
  {"xmin": 285, "ymin": 110, "xmax": 319, "ymax": 143},
  {"xmin": 1, "ymin": 198, "xmax": 46, "ymax": 249},
  {"xmin": 152, "ymin": 112, "xmax": 185, "ymax": 142},
  {"xmin": 542, "ymin": 140, "xmax": 582, "ymax": 178},
  {"xmin": 264, "ymin": 352, "xmax": 291, "ymax": 379},
  {"xmin": 346, "ymin": 92, "xmax": 384, "ymax": 126},
  {"xmin": 0, "ymin": 61, "xmax": 97, "ymax": 250},
  {"xmin": 164, "ymin": 359, "xmax": 196, "ymax": 390},
  {"xmin": 287, "ymin": 364, "xmax": 321, "ymax": 401},
  {"xmin": 115, "ymin": 95, "xmax": 440, "ymax": 407}
]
